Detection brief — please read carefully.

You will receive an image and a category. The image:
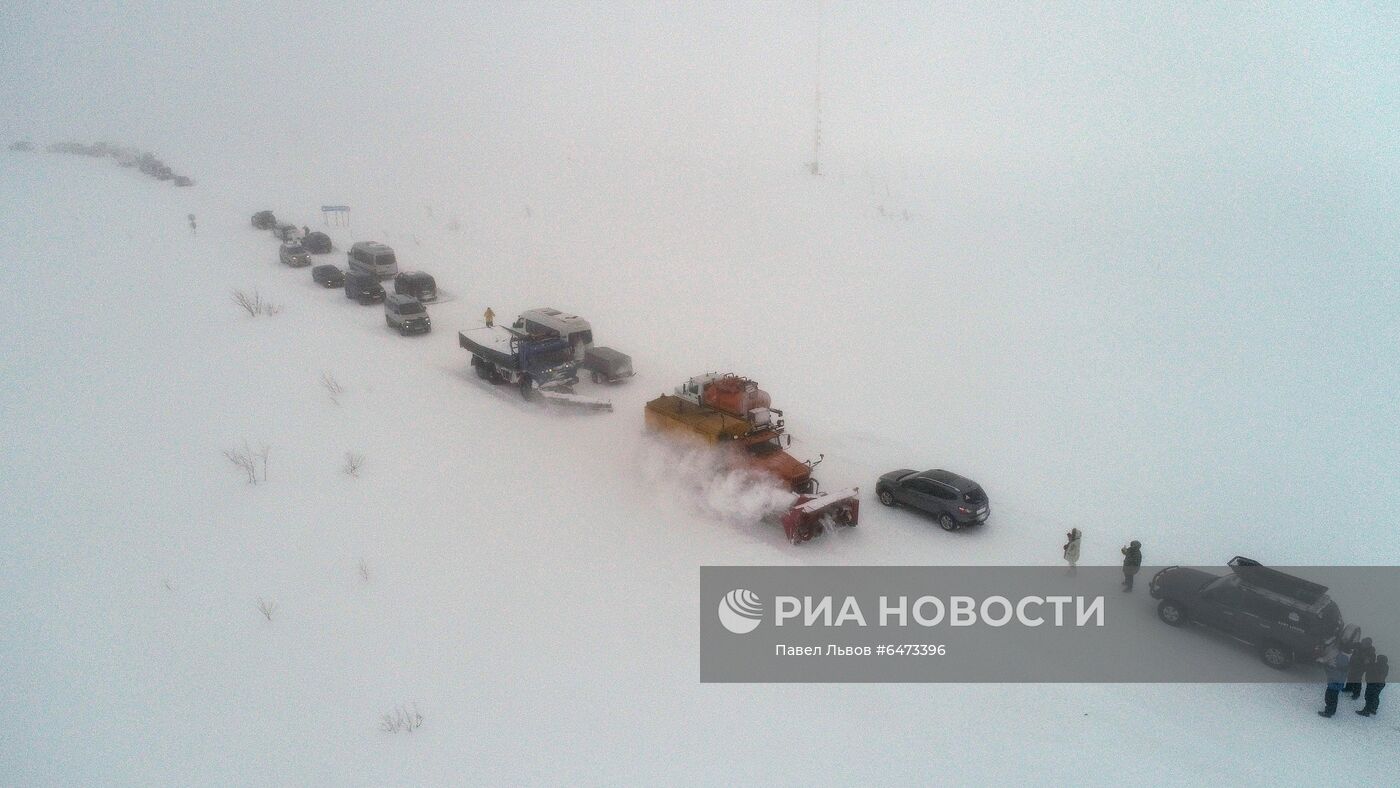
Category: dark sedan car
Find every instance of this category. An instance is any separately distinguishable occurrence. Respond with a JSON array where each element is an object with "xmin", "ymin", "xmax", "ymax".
[
  {"xmin": 875, "ymin": 469, "xmax": 989, "ymax": 531},
  {"xmin": 311, "ymin": 264, "xmax": 345, "ymax": 288}
]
